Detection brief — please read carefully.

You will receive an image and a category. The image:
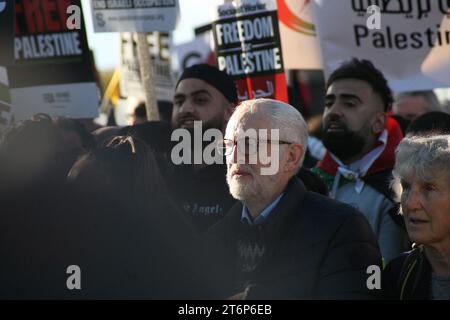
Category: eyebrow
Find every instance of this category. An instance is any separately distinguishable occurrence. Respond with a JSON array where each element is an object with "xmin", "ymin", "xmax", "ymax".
[
  {"xmin": 174, "ymin": 89, "xmax": 212, "ymax": 100},
  {"xmin": 340, "ymin": 93, "xmax": 362, "ymax": 101},
  {"xmin": 190, "ymin": 89, "xmax": 212, "ymax": 97}
]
